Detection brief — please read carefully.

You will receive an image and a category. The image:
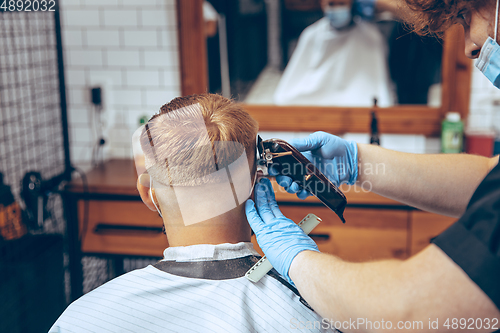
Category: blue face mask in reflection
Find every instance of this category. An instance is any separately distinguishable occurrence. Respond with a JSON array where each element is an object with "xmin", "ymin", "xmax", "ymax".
[
  {"xmin": 476, "ymin": 0, "xmax": 500, "ymax": 88},
  {"xmin": 476, "ymin": 37, "xmax": 500, "ymax": 88},
  {"xmin": 325, "ymin": 6, "xmax": 352, "ymax": 29}
]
